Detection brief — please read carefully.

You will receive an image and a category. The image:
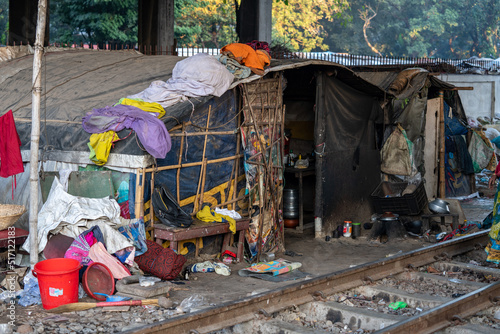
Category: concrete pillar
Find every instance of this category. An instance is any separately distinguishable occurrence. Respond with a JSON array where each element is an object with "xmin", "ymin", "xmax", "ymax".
[
  {"xmin": 237, "ymin": 0, "xmax": 272, "ymax": 43},
  {"xmin": 158, "ymin": 0, "xmax": 175, "ymax": 53},
  {"xmin": 257, "ymin": 0, "xmax": 272, "ymax": 43}
]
